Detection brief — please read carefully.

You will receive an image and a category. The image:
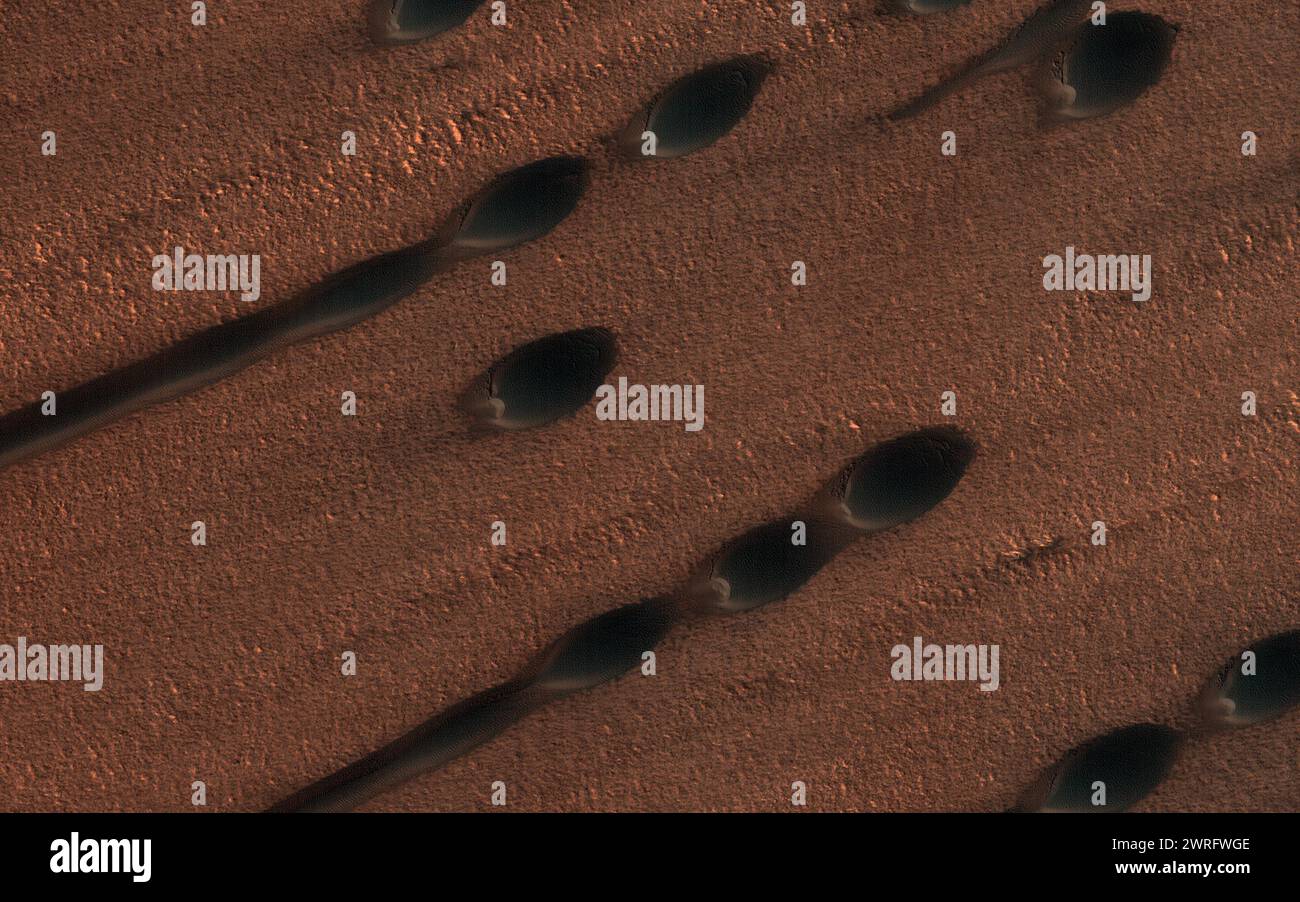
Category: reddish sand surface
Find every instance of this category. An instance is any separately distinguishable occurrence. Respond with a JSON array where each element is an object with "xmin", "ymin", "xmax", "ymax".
[{"xmin": 0, "ymin": 0, "xmax": 1295, "ymax": 811}]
